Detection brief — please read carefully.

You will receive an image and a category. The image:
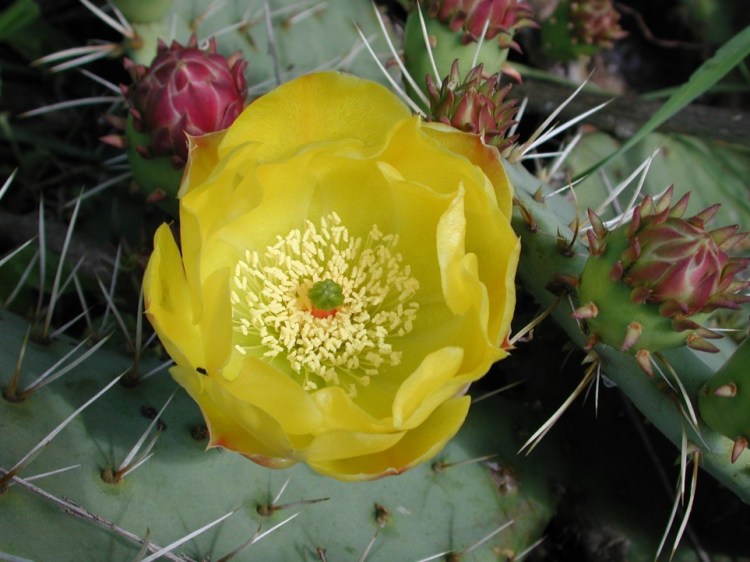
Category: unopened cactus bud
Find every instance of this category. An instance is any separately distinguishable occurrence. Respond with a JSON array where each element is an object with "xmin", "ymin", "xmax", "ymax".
[
  {"xmin": 426, "ymin": 60, "xmax": 519, "ymax": 152},
  {"xmin": 568, "ymin": 0, "xmax": 627, "ymax": 47},
  {"xmin": 119, "ymin": 35, "xmax": 248, "ymax": 201},
  {"xmin": 124, "ymin": 35, "xmax": 247, "ymax": 164},
  {"xmin": 426, "ymin": 0, "xmax": 536, "ymax": 47},
  {"xmin": 574, "ymin": 186, "xmax": 750, "ymax": 360},
  {"xmin": 542, "ymin": 0, "xmax": 627, "ymax": 61},
  {"xmin": 403, "ymin": 0, "xmax": 537, "ymax": 105}
]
